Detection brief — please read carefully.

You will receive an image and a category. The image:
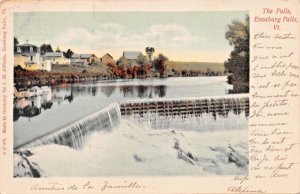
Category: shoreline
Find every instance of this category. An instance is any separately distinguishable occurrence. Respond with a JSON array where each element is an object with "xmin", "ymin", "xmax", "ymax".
[{"xmin": 14, "ymin": 66, "xmax": 228, "ymax": 89}]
